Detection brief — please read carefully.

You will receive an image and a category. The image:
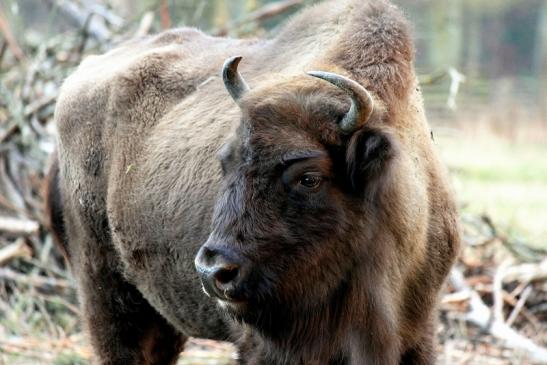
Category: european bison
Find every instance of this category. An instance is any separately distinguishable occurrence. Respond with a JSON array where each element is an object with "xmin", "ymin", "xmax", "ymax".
[{"xmin": 45, "ymin": 0, "xmax": 460, "ymax": 364}]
